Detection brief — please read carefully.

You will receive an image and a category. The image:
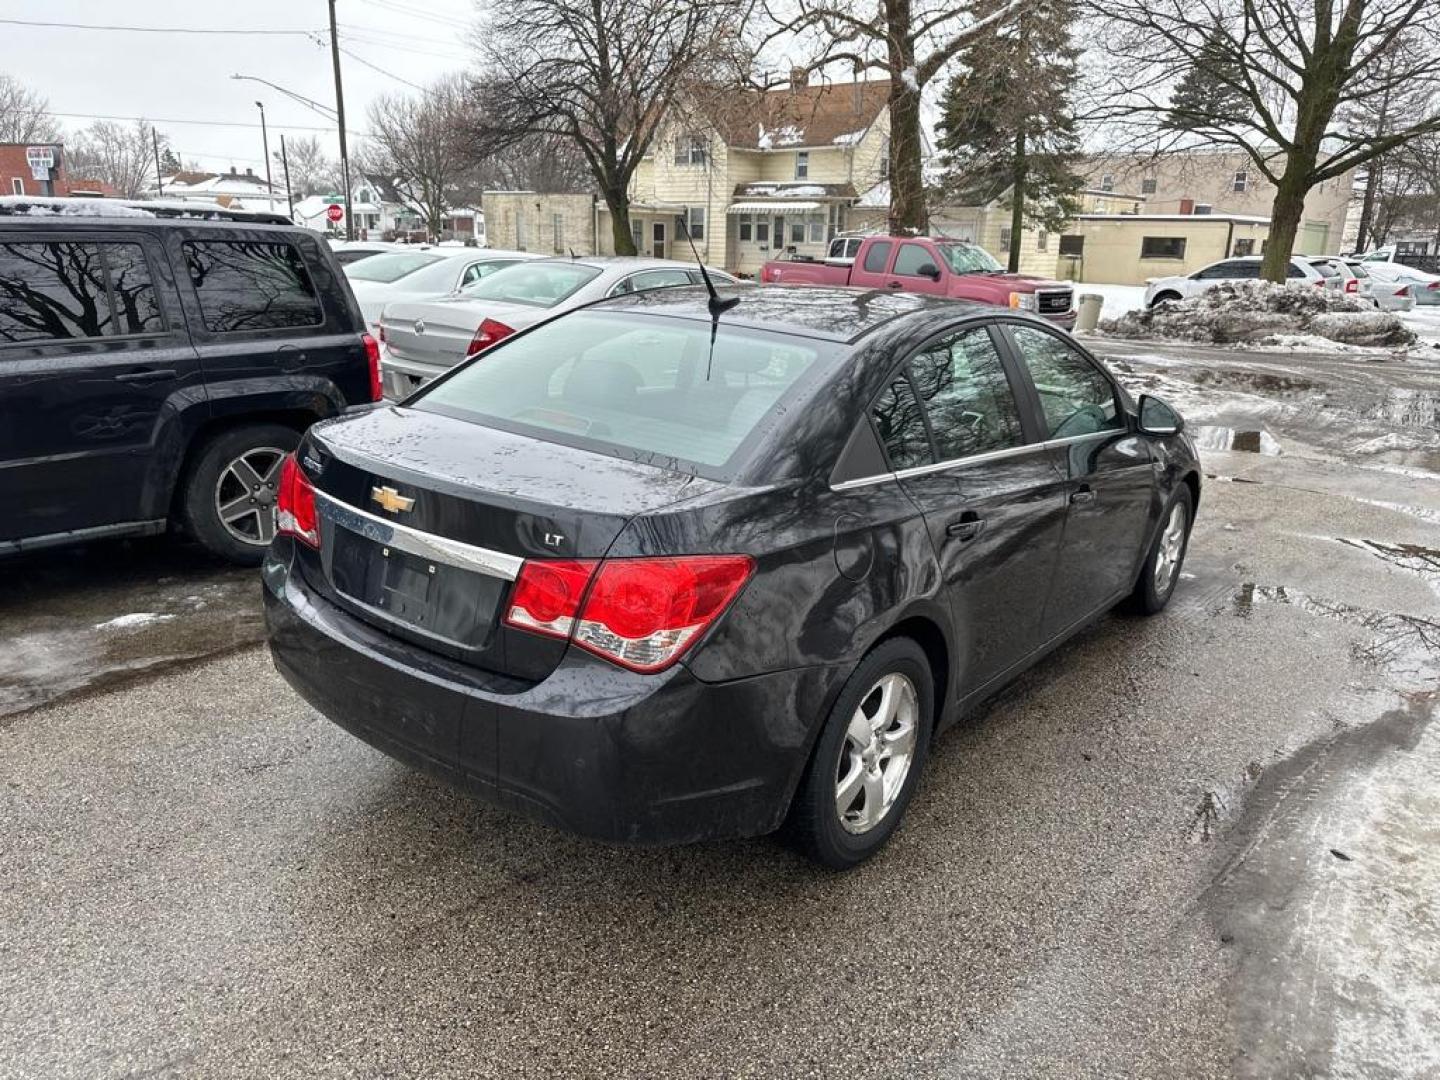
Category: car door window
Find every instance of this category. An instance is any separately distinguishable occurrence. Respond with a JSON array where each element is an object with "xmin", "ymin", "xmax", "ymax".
[
  {"xmin": 870, "ymin": 375, "xmax": 931, "ymax": 470},
  {"xmin": 893, "ymin": 243, "xmax": 939, "ymax": 278},
  {"xmin": 907, "ymin": 327, "xmax": 1024, "ymax": 460},
  {"xmin": 183, "ymin": 239, "xmax": 324, "ymax": 333},
  {"xmin": 0, "ymin": 241, "xmax": 163, "ymax": 343},
  {"xmin": 862, "ymin": 241, "xmax": 893, "ymax": 274},
  {"xmin": 611, "ymin": 269, "xmax": 694, "ymax": 297},
  {"xmin": 1009, "ymin": 326, "xmax": 1123, "ymax": 439}
]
